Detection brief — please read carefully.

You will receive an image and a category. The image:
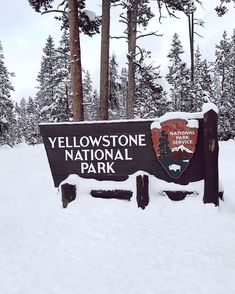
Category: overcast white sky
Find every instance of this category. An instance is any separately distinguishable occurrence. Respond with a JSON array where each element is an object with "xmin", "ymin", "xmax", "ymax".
[{"xmin": 0, "ymin": 1, "xmax": 235, "ymax": 101}]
